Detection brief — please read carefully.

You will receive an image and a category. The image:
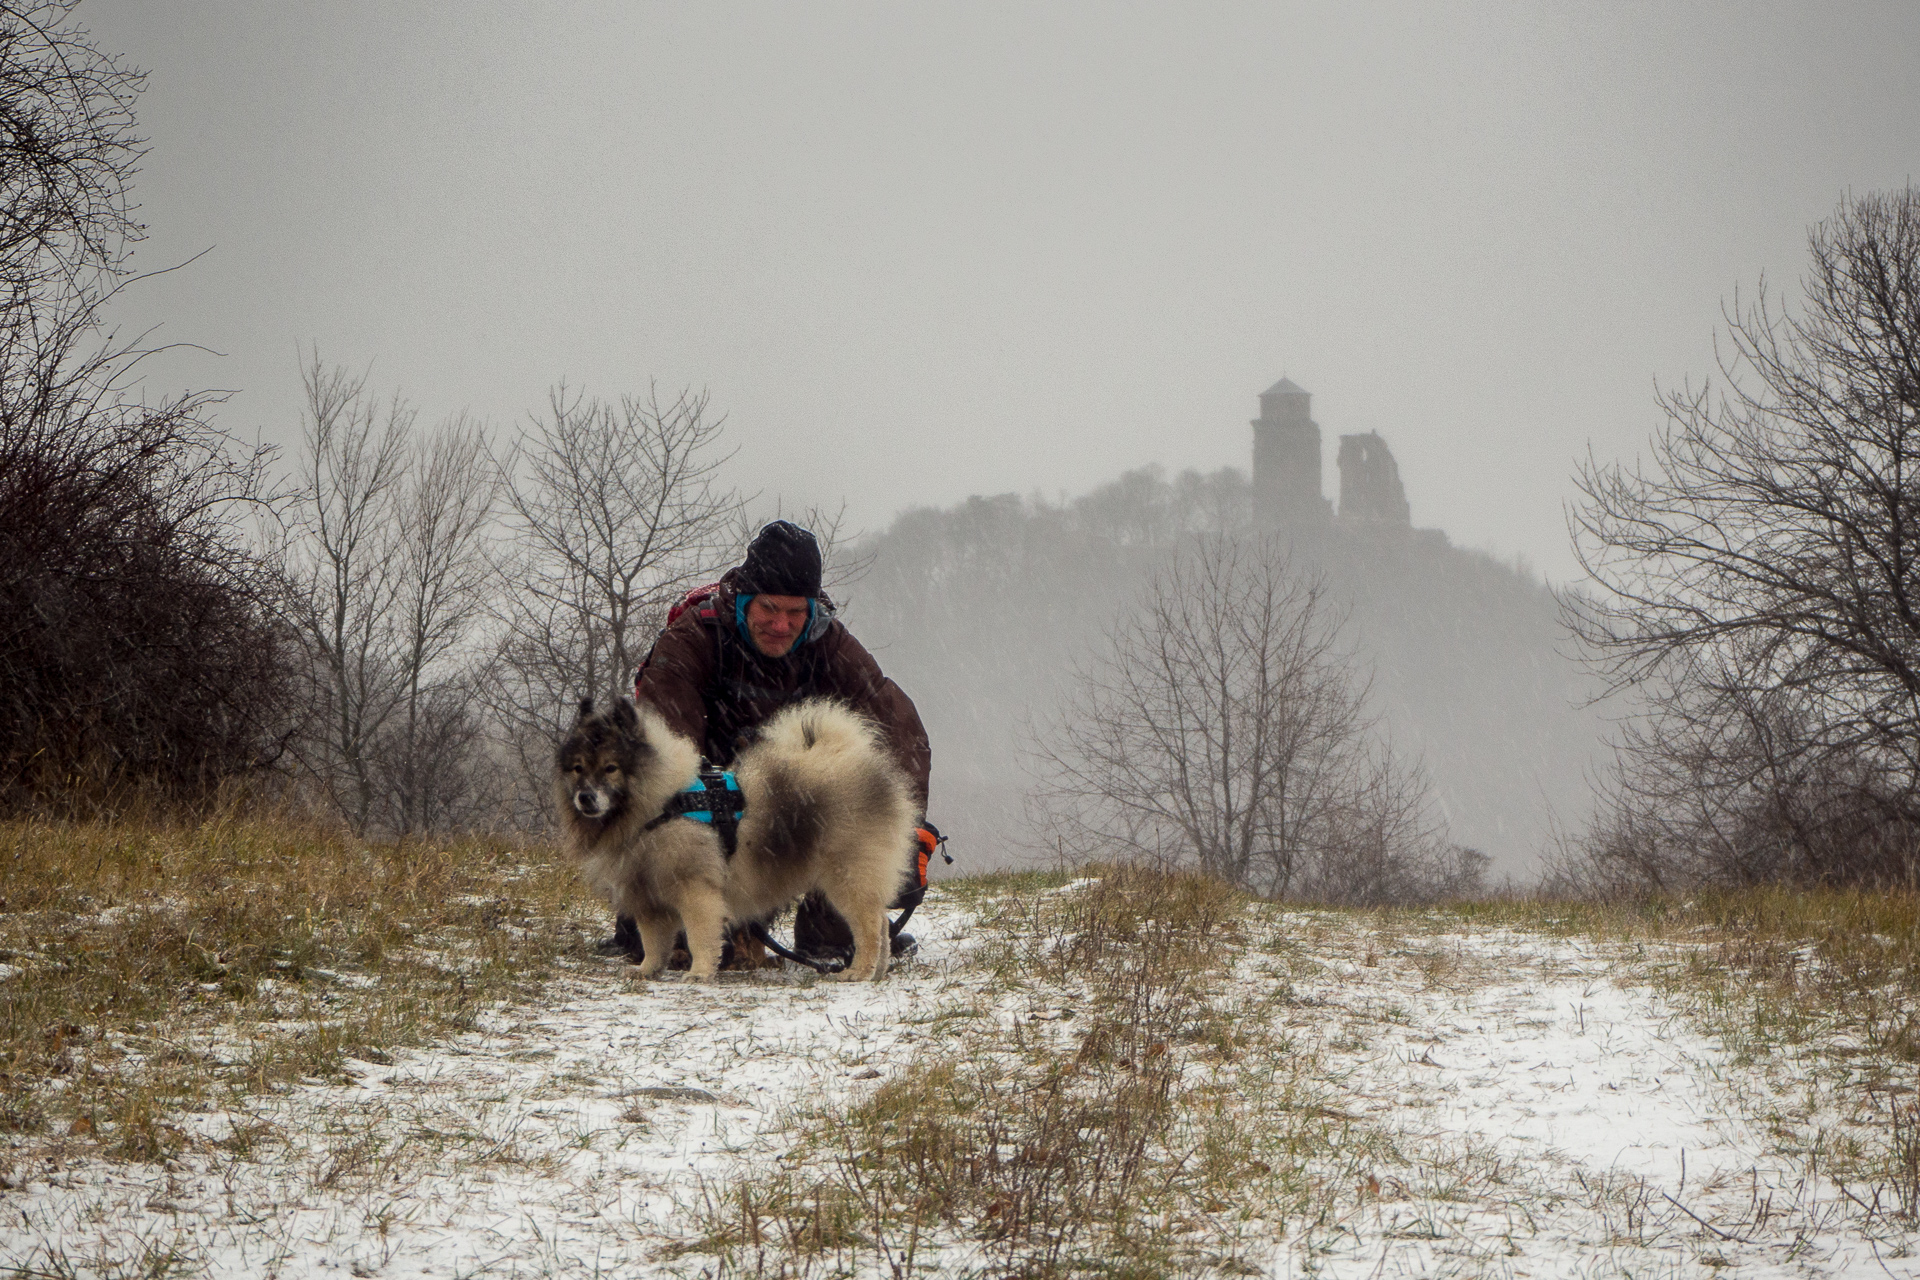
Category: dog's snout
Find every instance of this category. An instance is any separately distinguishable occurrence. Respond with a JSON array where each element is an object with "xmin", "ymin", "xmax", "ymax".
[{"xmin": 574, "ymin": 789, "xmax": 600, "ymax": 815}]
